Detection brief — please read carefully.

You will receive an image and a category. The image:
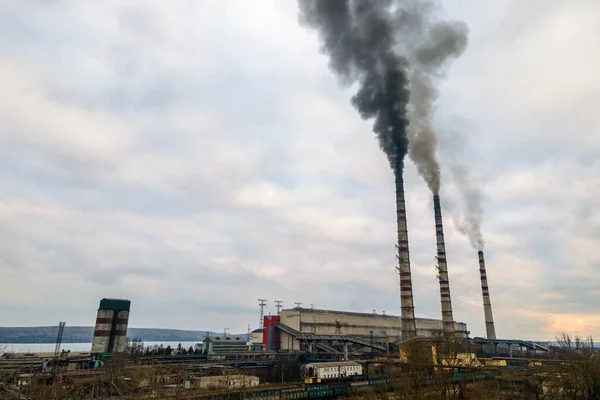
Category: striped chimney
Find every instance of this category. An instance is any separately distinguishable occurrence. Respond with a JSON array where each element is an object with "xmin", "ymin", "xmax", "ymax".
[
  {"xmin": 478, "ymin": 251, "xmax": 497, "ymax": 339},
  {"xmin": 433, "ymin": 195, "xmax": 455, "ymax": 334},
  {"xmin": 396, "ymin": 172, "xmax": 417, "ymax": 340}
]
